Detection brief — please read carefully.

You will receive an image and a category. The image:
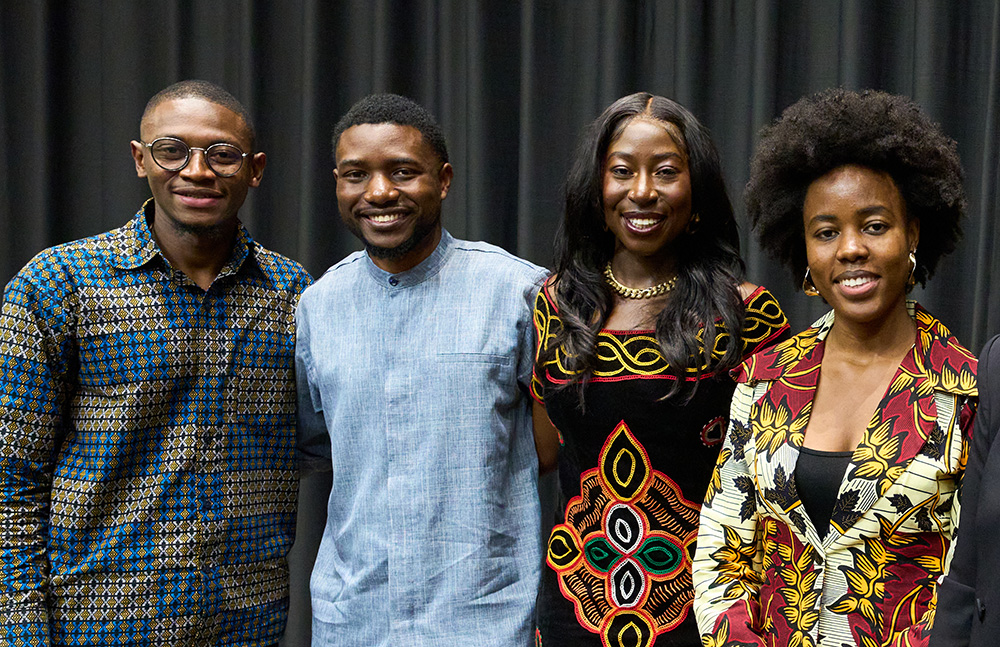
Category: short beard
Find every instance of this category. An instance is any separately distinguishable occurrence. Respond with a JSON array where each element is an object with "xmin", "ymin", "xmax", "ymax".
[
  {"xmin": 362, "ymin": 217, "xmax": 438, "ymax": 262},
  {"xmin": 170, "ymin": 219, "xmax": 229, "ymax": 239}
]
